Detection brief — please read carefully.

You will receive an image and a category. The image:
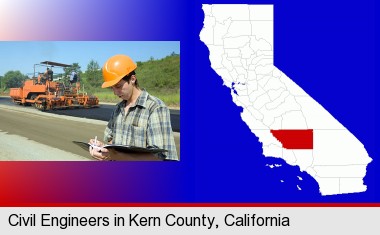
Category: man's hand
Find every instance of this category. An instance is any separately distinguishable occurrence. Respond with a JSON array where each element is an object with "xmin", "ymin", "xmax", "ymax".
[
  {"xmin": 88, "ymin": 139, "xmax": 111, "ymax": 161},
  {"xmin": 88, "ymin": 139, "xmax": 163, "ymax": 161}
]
